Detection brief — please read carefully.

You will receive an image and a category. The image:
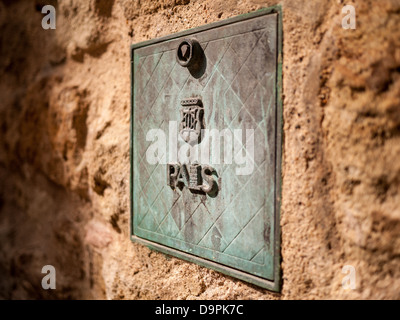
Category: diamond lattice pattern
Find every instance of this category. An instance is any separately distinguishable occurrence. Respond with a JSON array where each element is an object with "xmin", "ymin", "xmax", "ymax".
[{"xmin": 133, "ymin": 17, "xmax": 277, "ymax": 280}]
